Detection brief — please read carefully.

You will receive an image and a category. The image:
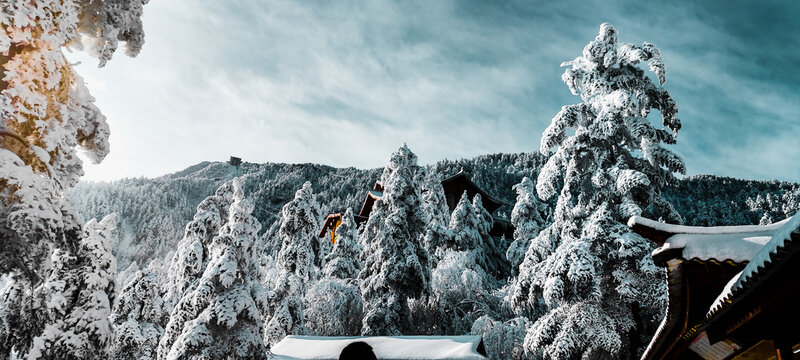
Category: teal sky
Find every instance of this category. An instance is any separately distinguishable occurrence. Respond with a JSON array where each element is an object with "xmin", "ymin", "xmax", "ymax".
[{"xmin": 70, "ymin": 0, "xmax": 800, "ymax": 182}]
